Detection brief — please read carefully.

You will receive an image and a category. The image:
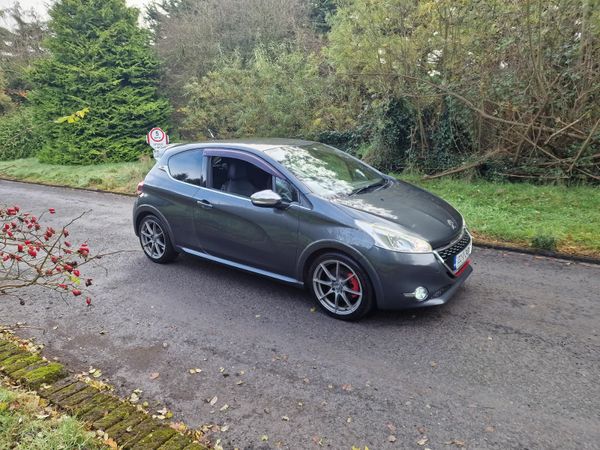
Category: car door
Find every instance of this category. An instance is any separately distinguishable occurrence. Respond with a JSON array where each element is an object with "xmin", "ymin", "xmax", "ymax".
[
  {"xmin": 160, "ymin": 148, "xmax": 205, "ymax": 249},
  {"xmin": 192, "ymin": 149, "xmax": 300, "ymax": 278}
]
